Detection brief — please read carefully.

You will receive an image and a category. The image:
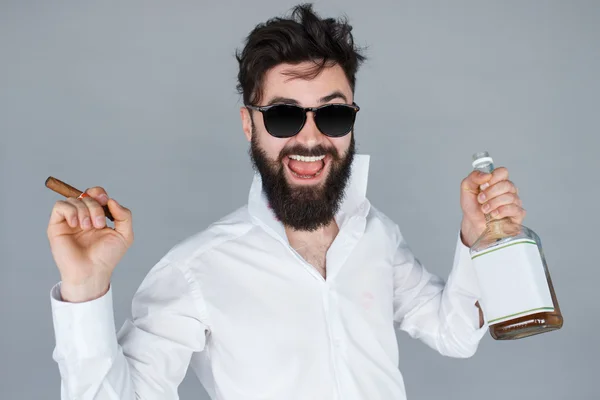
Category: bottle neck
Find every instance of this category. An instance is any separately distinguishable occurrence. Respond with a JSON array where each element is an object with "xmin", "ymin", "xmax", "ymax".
[{"xmin": 485, "ymin": 216, "xmax": 512, "ymax": 240}]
